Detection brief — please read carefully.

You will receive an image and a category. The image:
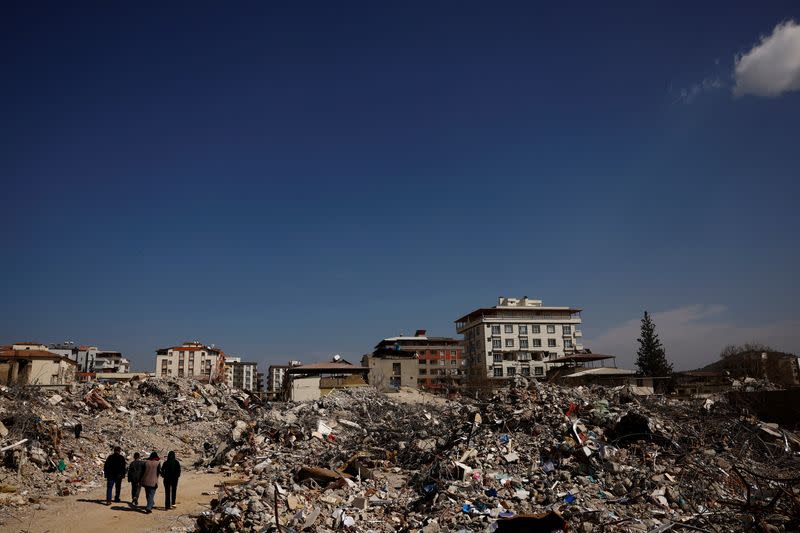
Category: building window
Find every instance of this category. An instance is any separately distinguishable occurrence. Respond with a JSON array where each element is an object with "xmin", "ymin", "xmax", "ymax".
[
  {"xmin": 522, "ymin": 367, "xmax": 531, "ymax": 376},
  {"xmin": 532, "ymin": 325, "xmax": 541, "ymax": 334},
  {"xmin": 419, "ymin": 358, "xmax": 426, "ymax": 364},
  {"xmin": 548, "ymin": 339, "xmax": 557, "ymax": 347},
  {"xmin": 491, "ymin": 325, "xmax": 501, "ymax": 335},
  {"xmin": 450, "ymin": 359, "xmax": 456, "ymax": 365},
  {"xmin": 493, "ymin": 353, "xmax": 502, "ymax": 363},
  {"xmin": 533, "ymin": 339, "xmax": 542, "ymax": 347},
  {"xmin": 518, "ymin": 352, "xmax": 531, "ymax": 361},
  {"xmin": 505, "ymin": 339, "xmax": 514, "ymax": 348},
  {"xmin": 392, "ymin": 363, "xmax": 401, "ymax": 375},
  {"xmin": 547, "ymin": 325, "xmax": 556, "ymax": 334},
  {"xmin": 507, "ymin": 367, "xmax": 516, "ymax": 376},
  {"xmin": 562, "ymin": 325, "xmax": 571, "ymax": 334},
  {"xmin": 419, "ymin": 368, "xmax": 427, "ymax": 375},
  {"xmin": 535, "ymin": 367, "xmax": 544, "ymax": 376},
  {"xmin": 564, "ymin": 339, "xmax": 573, "ymax": 348},
  {"xmin": 504, "ymin": 325, "xmax": 514, "ymax": 334},
  {"xmin": 492, "ymin": 339, "xmax": 502, "ymax": 349},
  {"xmin": 493, "ymin": 367, "xmax": 503, "ymax": 377},
  {"xmin": 520, "ymin": 339, "xmax": 529, "ymax": 349},
  {"xmin": 519, "ymin": 325, "xmax": 527, "ymax": 334}
]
